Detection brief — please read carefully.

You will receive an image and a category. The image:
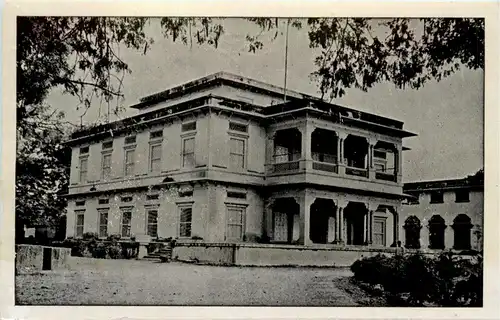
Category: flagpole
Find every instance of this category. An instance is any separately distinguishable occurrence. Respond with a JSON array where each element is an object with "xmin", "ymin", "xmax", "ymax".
[{"xmin": 283, "ymin": 18, "xmax": 290, "ymax": 103}]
